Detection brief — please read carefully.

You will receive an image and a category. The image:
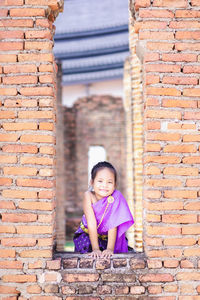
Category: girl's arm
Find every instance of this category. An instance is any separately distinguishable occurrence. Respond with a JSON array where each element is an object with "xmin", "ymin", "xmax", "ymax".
[
  {"xmin": 83, "ymin": 191, "xmax": 101, "ymax": 258},
  {"xmin": 101, "ymin": 226, "xmax": 117, "ymax": 258}
]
